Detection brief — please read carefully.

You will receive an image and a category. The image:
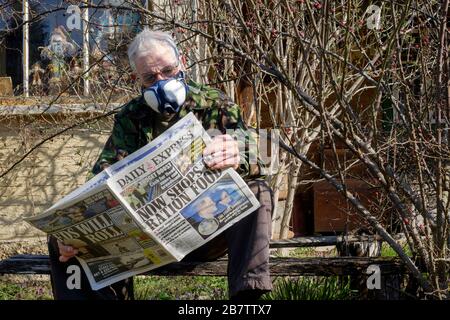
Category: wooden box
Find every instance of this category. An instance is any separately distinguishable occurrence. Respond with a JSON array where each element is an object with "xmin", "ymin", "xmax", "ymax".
[
  {"xmin": 322, "ymin": 148, "xmax": 367, "ymax": 177},
  {"xmin": 313, "ymin": 179, "xmax": 379, "ymax": 233}
]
